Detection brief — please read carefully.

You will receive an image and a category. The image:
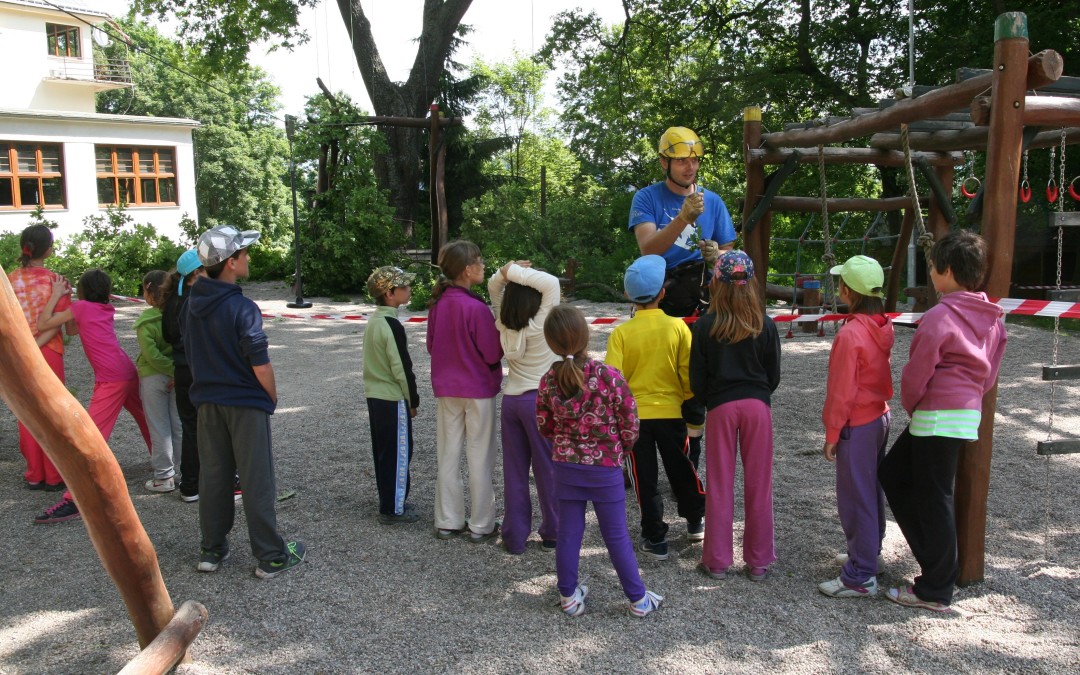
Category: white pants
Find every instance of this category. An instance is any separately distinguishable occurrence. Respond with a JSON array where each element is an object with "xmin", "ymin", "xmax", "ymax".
[
  {"xmin": 140, "ymin": 373, "xmax": 182, "ymax": 479},
  {"xmin": 434, "ymin": 396, "xmax": 497, "ymax": 533}
]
